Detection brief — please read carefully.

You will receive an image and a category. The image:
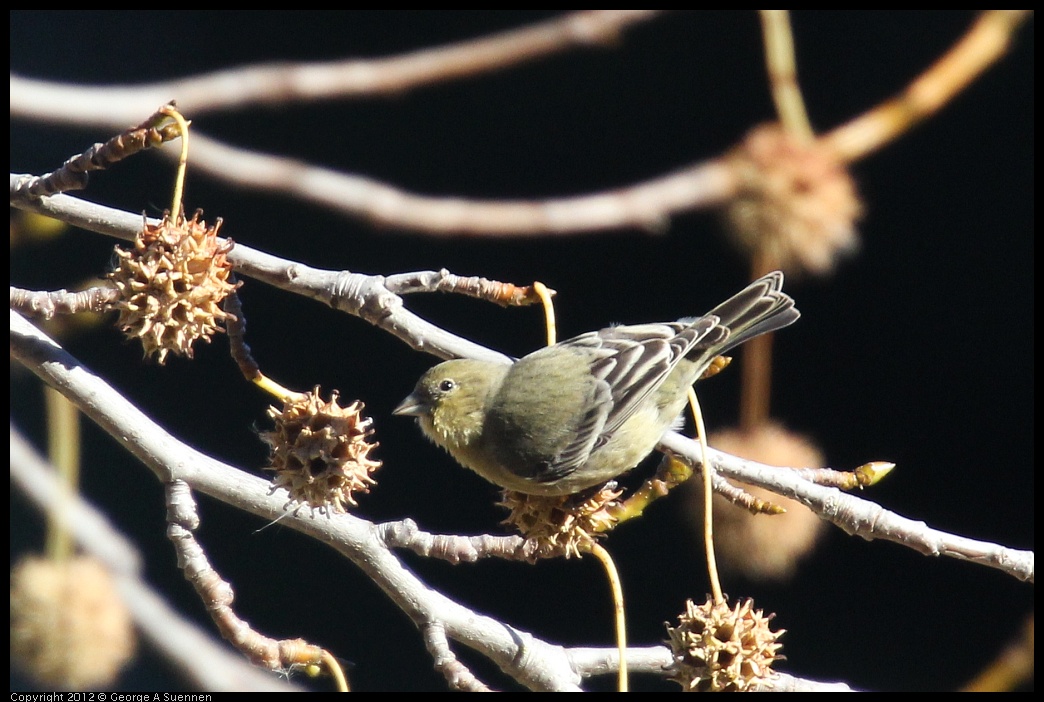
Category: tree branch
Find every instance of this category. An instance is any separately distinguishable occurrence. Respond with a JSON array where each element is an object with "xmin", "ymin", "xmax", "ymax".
[
  {"xmin": 9, "ymin": 12, "xmax": 662, "ymax": 126},
  {"xmin": 660, "ymin": 431, "xmax": 1034, "ymax": 583},
  {"xmin": 164, "ymin": 132, "xmax": 739, "ymax": 236}
]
